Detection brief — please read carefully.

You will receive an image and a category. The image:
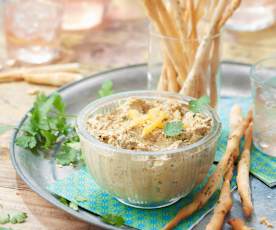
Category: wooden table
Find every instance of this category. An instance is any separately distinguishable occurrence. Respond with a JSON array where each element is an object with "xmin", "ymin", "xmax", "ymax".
[{"xmin": 1, "ymin": 18, "xmax": 276, "ymax": 230}]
